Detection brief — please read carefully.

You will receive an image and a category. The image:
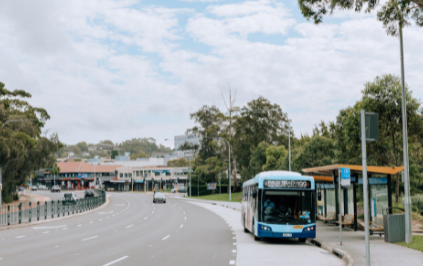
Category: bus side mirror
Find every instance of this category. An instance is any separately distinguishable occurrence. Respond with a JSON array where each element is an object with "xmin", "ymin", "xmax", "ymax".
[{"xmin": 318, "ymin": 192, "xmax": 322, "ymax": 201}]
